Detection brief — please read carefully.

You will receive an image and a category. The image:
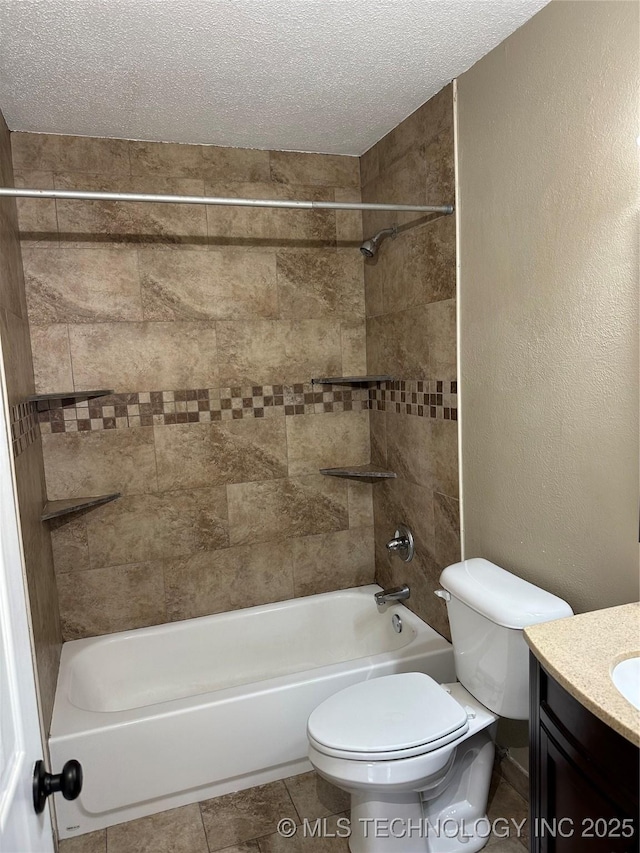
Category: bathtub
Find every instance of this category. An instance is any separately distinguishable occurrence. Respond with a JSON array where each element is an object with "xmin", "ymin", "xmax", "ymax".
[{"xmin": 50, "ymin": 584, "xmax": 454, "ymax": 839}]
